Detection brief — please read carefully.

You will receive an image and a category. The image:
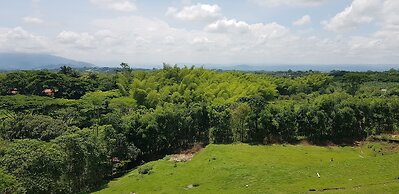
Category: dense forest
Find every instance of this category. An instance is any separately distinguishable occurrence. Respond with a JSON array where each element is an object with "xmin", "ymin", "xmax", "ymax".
[{"xmin": 1, "ymin": 65, "xmax": 399, "ymax": 193}]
